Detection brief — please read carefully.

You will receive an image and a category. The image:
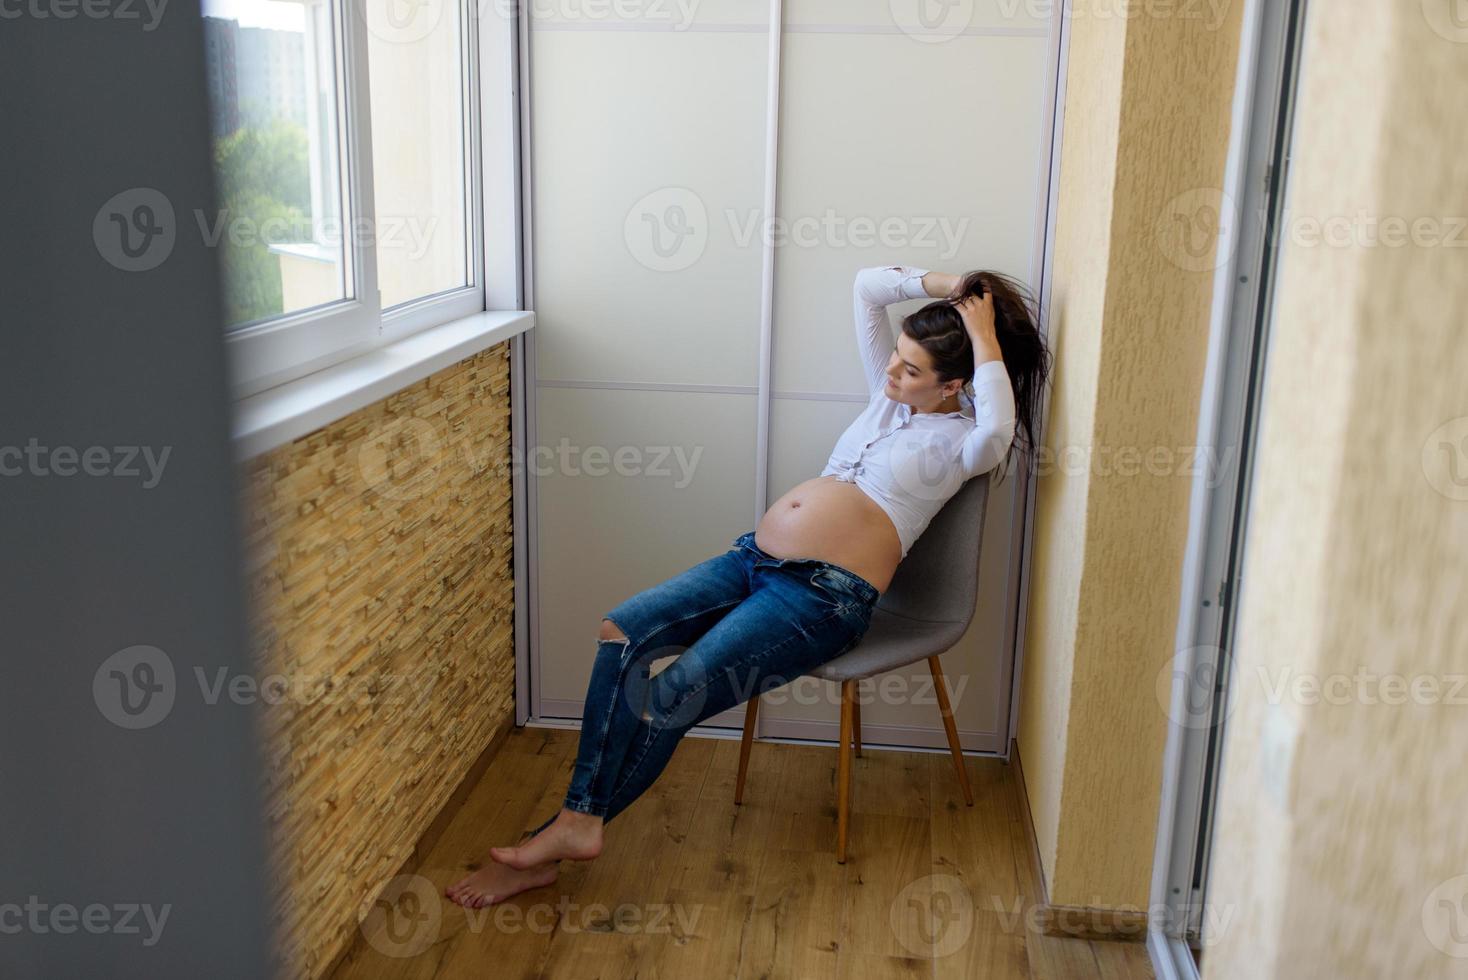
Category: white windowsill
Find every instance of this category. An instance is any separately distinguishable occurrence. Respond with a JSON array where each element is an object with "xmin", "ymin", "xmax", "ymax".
[{"xmin": 232, "ymin": 310, "xmax": 534, "ymax": 460}]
